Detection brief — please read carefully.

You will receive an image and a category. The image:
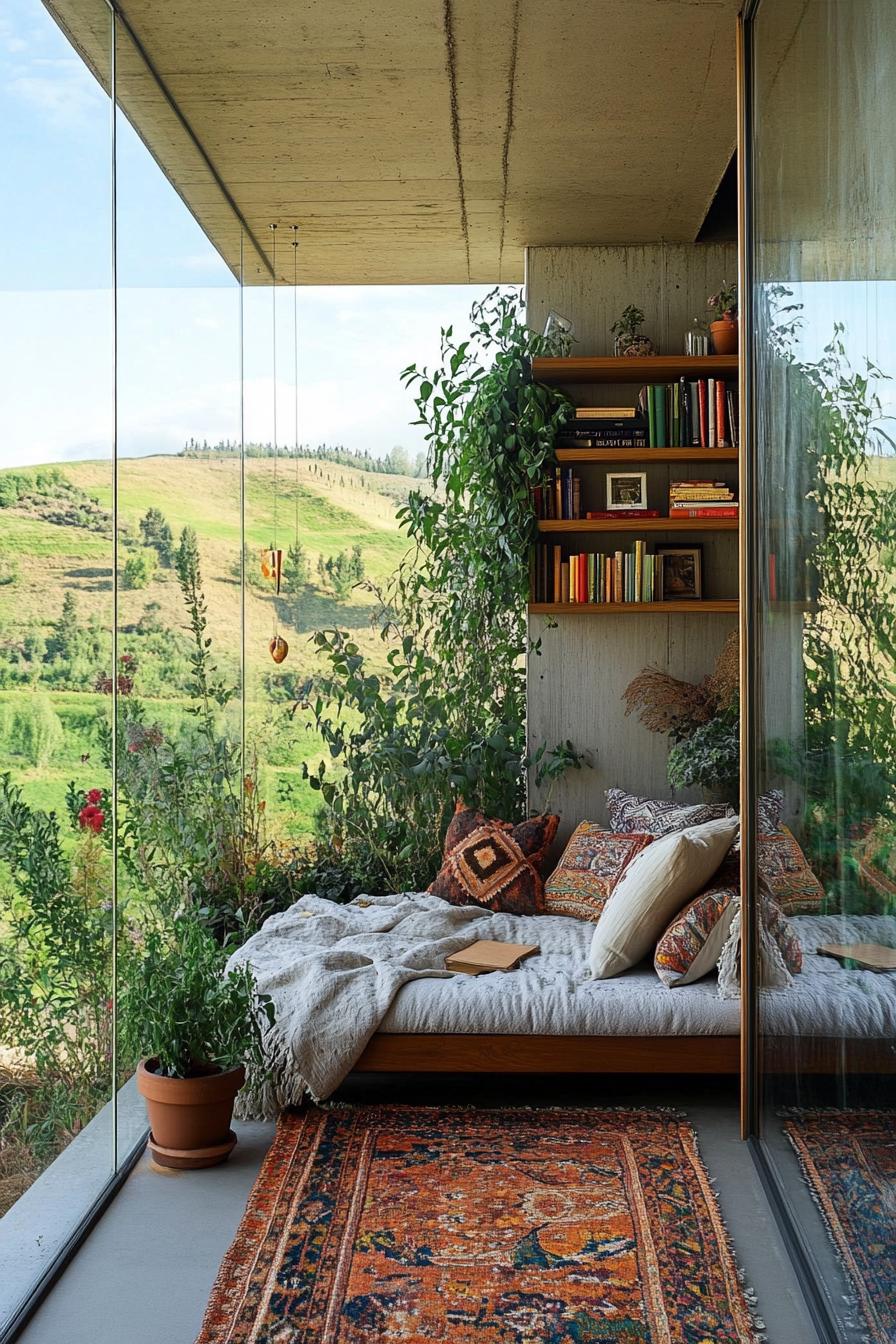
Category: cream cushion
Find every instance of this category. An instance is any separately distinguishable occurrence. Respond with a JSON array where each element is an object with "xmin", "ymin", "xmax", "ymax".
[{"xmin": 588, "ymin": 816, "xmax": 739, "ymax": 979}]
